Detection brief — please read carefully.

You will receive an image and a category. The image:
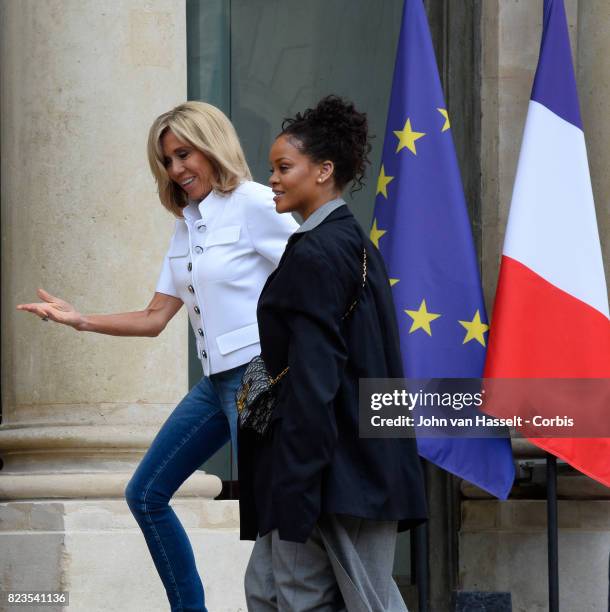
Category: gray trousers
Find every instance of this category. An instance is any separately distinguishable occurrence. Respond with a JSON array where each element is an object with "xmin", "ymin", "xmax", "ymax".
[{"xmin": 244, "ymin": 515, "xmax": 408, "ymax": 612}]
